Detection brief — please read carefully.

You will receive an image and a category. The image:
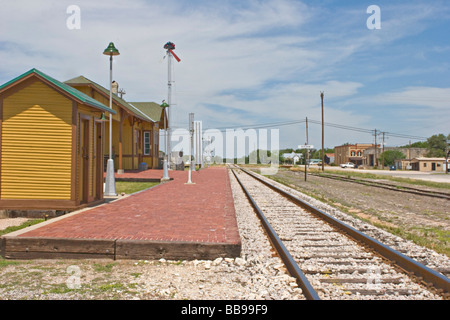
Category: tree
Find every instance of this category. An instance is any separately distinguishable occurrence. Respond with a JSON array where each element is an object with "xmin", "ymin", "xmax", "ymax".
[
  {"xmin": 378, "ymin": 150, "xmax": 406, "ymax": 167},
  {"xmin": 246, "ymin": 149, "xmax": 273, "ymax": 164},
  {"xmin": 399, "ymin": 141, "xmax": 428, "ymax": 148},
  {"xmin": 426, "ymin": 134, "xmax": 449, "ymax": 157}
]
